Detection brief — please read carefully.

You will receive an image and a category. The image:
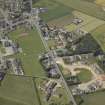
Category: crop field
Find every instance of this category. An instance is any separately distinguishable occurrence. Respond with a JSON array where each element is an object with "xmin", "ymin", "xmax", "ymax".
[
  {"xmin": 95, "ymin": 0, "xmax": 105, "ymax": 5},
  {"xmin": 9, "ymin": 26, "xmax": 45, "ymax": 77},
  {"xmin": 48, "ymin": 14, "xmax": 74, "ymax": 27},
  {"xmin": 65, "ymin": 11, "xmax": 95, "ymax": 31},
  {"xmin": 81, "ymin": 91, "xmax": 105, "ymax": 105},
  {"xmin": 57, "ymin": 0, "xmax": 105, "ymax": 21},
  {"xmin": 65, "ymin": 23, "xmax": 77, "ymax": 31},
  {"xmin": 0, "ymin": 75, "xmax": 39, "ymax": 105},
  {"xmin": 33, "ymin": 0, "xmax": 74, "ymax": 22},
  {"xmin": 0, "ymin": 97, "xmax": 27, "ymax": 105},
  {"xmin": 83, "ymin": 0, "xmax": 105, "ymax": 6},
  {"xmin": 83, "ymin": 0, "xmax": 95, "ymax": 2},
  {"xmin": 91, "ymin": 24, "xmax": 105, "ymax": 51},
  {"xmin": 65, "ymin": 11, "xmax": 104, "ymax": 32},
  {"xmin": 81, "ymin": 19, "xmax": 104, "ymax": 32}
]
